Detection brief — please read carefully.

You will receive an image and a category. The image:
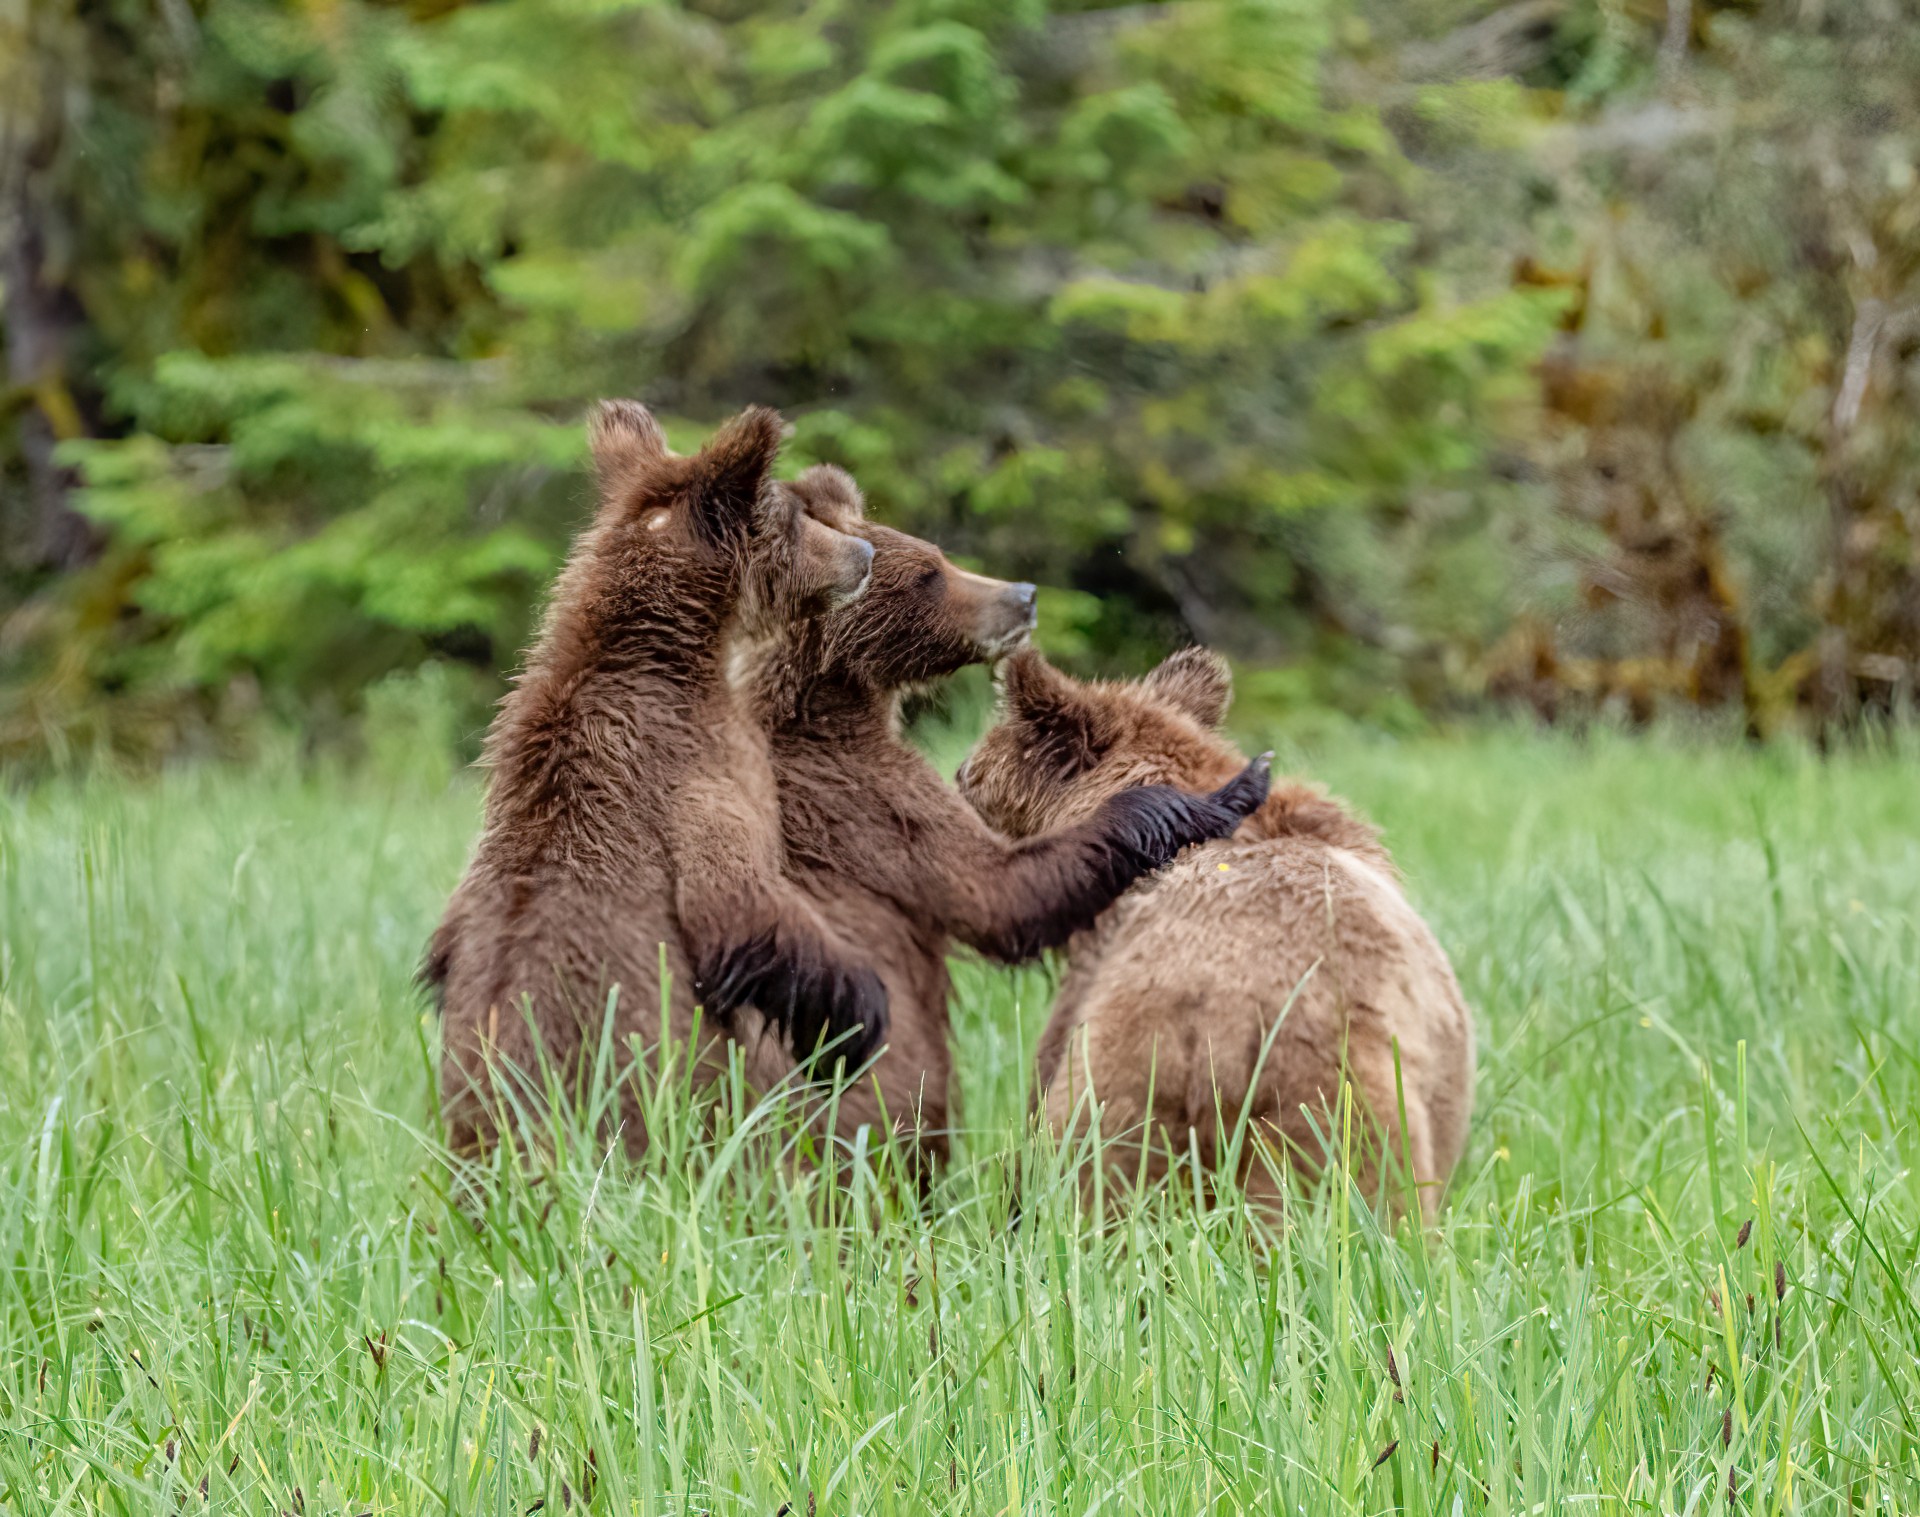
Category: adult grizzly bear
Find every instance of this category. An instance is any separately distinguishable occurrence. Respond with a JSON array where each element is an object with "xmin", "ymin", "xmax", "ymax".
[
  {"xmin": 733, "ymin": 467, "xmax": 1273, "ymax": 1163},
  {"xmin": 427, "ymin": 403, "xmax": 886, "ymax": 1154},
  {"xmin": 958, "ymin": 648, "xmax": 1475, "ymax": 1221}
]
